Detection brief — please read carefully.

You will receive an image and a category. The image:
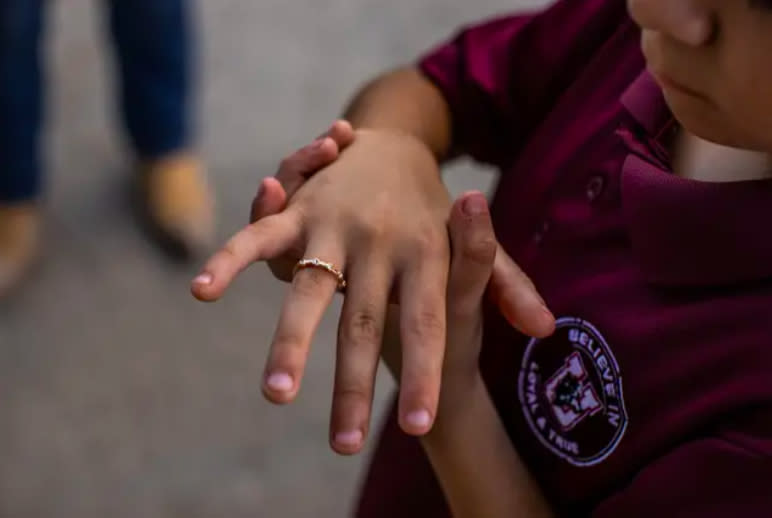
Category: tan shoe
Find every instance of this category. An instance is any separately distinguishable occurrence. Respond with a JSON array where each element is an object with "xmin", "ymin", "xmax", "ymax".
[
  {"xmin": 0, "ymin": 202, "xmax": 41, "ymax": 298},
  {"xmin": 139, "ymin": 153, "xmax": 215, "ymax": 258}
]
